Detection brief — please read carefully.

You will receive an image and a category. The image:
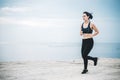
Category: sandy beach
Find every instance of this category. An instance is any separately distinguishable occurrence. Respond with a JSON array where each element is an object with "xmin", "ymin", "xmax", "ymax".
[{"xmin": 0, "ymin": 58, "xmax": 120, "ymax": 80}]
